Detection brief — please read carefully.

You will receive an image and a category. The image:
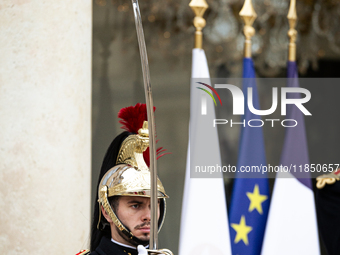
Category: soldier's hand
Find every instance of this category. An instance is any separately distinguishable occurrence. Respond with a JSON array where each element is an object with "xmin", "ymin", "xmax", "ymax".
[
  {"xmin": 137, "ymin": 245, "xmax": 148, "ymax": 255},
  {"xmin": 138, "ymin": 245, "xmax": 172, "ymax": 255}
]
